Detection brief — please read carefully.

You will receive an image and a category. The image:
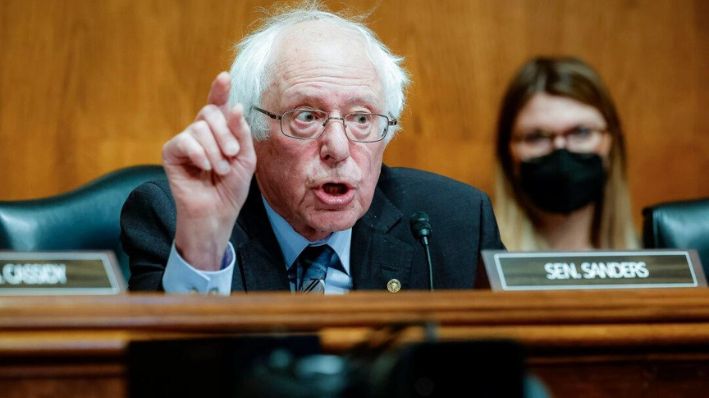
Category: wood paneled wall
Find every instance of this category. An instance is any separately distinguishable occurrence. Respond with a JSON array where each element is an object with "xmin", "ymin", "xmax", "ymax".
[{"xmin": 1, "ymin": 0, "xmax": 707, "ymax": 230}]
